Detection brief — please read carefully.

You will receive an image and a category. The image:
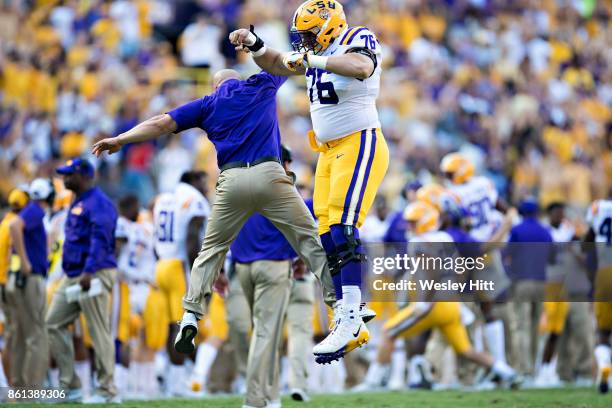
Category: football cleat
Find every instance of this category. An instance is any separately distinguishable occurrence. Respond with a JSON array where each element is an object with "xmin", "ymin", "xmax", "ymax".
[
  {"xmin": 82, "ymin": 393, "xmax": 122, "ymax": 404},
  {"xmin": 174, "ymin": 311, "xmax": 198, "ymax": 355},
  {"xmin": 313, "ymin": 317, "xmax": 369, "ymax": 364},
  {"xmin": 290, "ymin": 388, "xmax": 310, "ymax": 402},
  {"xmin": 506, "ymin": 373, "xmax": 524, "ymax": 390},
  {"xmin": 360, "ymin": 303, "xmax": 377, "ymax": 323},
  {"xmin": 351, "ymin": 381, "xmax": 381, "ymax": 392},
  {"xmin": 330, "ymin": 301, "xmax": 376, "ymax": 329},
  {"xmin": 63, "ymin": 388, "xmax": 83, "ymax": 403},
  {"xmin": 599, "ymin": 365, "xmax": 610, "ymax": 394}
]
